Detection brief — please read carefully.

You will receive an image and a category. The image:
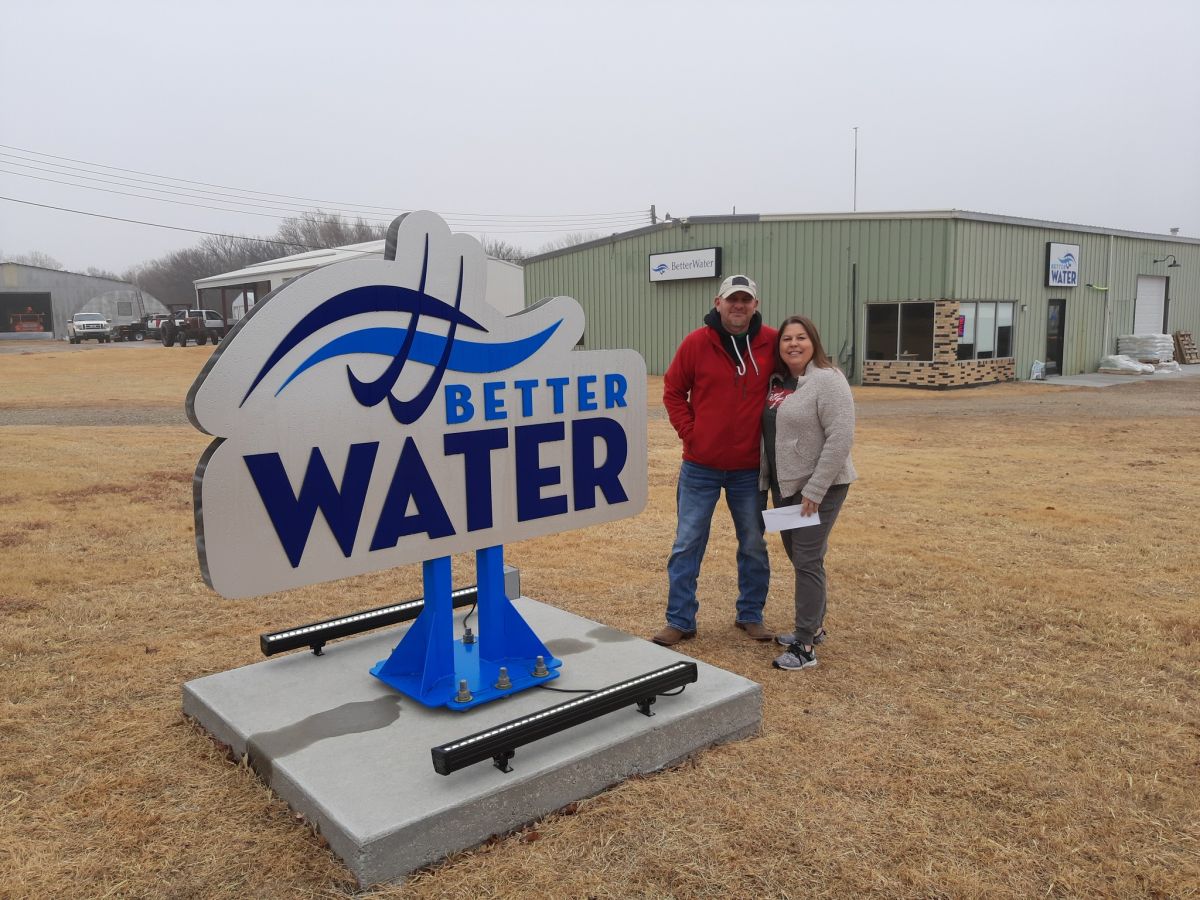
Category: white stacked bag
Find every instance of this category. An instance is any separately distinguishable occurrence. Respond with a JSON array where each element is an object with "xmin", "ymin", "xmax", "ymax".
[
  {"xmin": 1117, "ymin": 334, "xmax": 1175, "ymax": 363},
  {"xmin": 1098, "ymin": 355, "xmax": 1154, "ymax": 375}
]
